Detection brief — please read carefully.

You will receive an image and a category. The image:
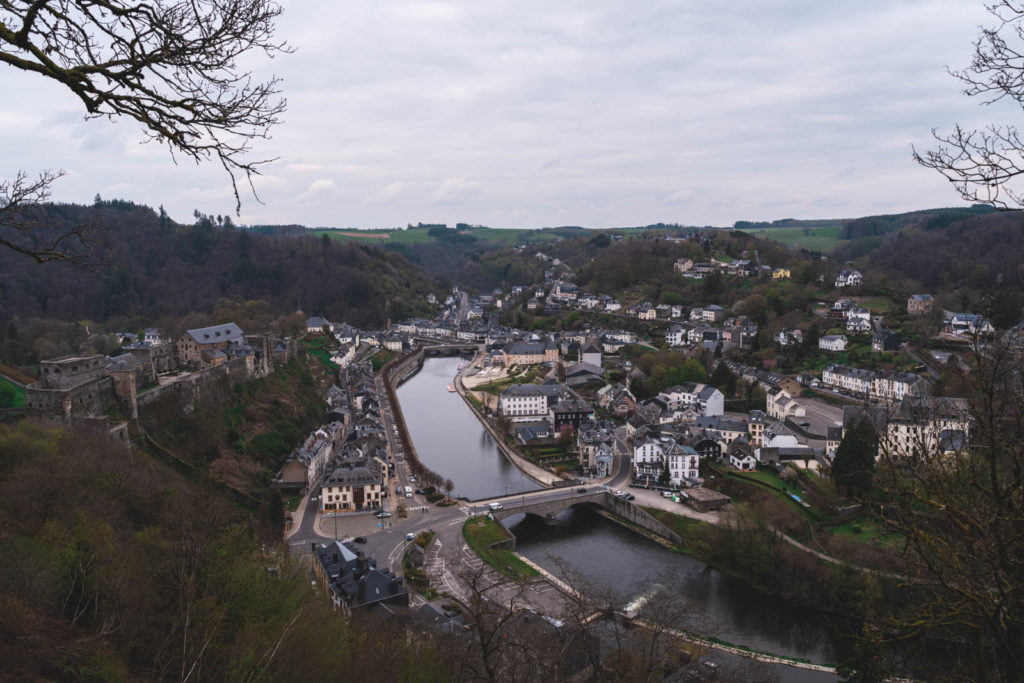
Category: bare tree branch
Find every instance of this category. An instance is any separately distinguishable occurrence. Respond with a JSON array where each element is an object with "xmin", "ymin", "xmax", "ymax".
[
  {"xmin": 915, "ymin": 1, "xmax": 1024, "ymax": 209},
  {"xmin": 0, "ymin": 169, "xmax": 110, "ymax": 266},
  {"xmin": 0, "ymin": 0, "xmax": 291, "ymax": 213}
]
